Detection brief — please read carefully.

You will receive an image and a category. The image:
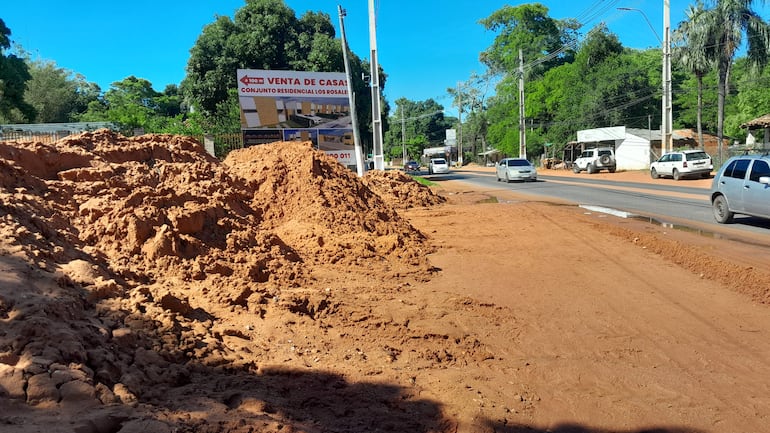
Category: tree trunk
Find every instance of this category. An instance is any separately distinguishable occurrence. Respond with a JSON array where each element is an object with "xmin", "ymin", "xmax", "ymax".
[
  {"xmin": 696, "ymin": 73, "xmax": 704, "ymax": 149},
  {"xmin": 717, "ymin": 56, "xmax": 730, "ymax": 165}
]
